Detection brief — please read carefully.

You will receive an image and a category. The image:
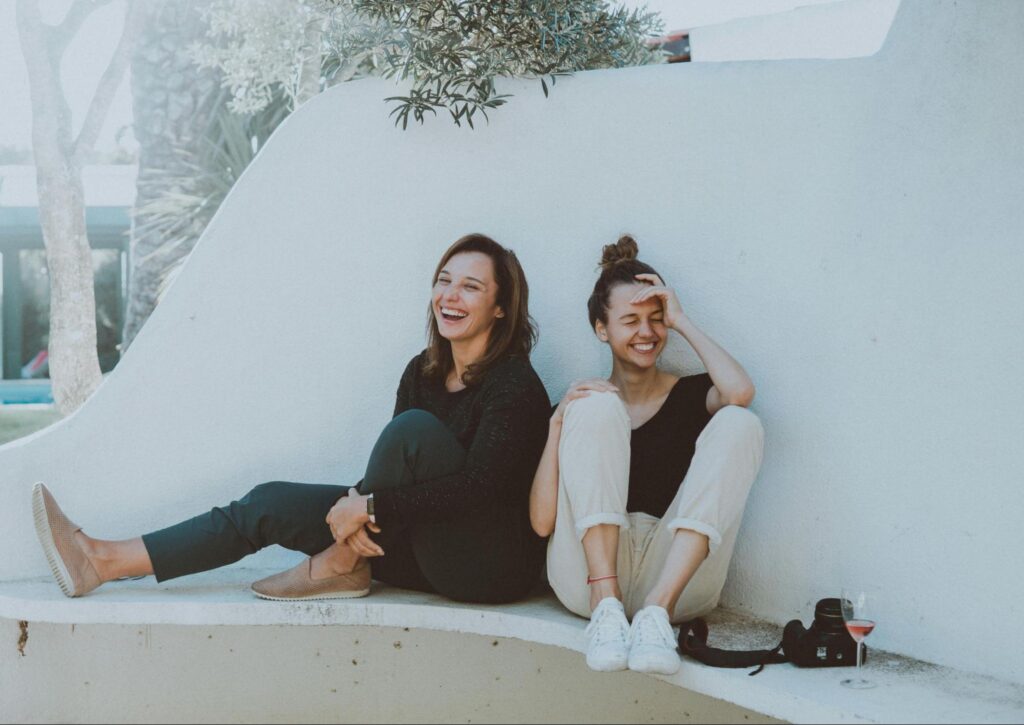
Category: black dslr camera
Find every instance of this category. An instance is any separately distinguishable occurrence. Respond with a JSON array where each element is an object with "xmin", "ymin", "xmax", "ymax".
[
  {"xmin": 678, "ymin": 597, "xmax": 864, "ymax": 674},
  {"xmin": 782, "ymin": 598, "xmax": 863, "ymax": 668}
]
